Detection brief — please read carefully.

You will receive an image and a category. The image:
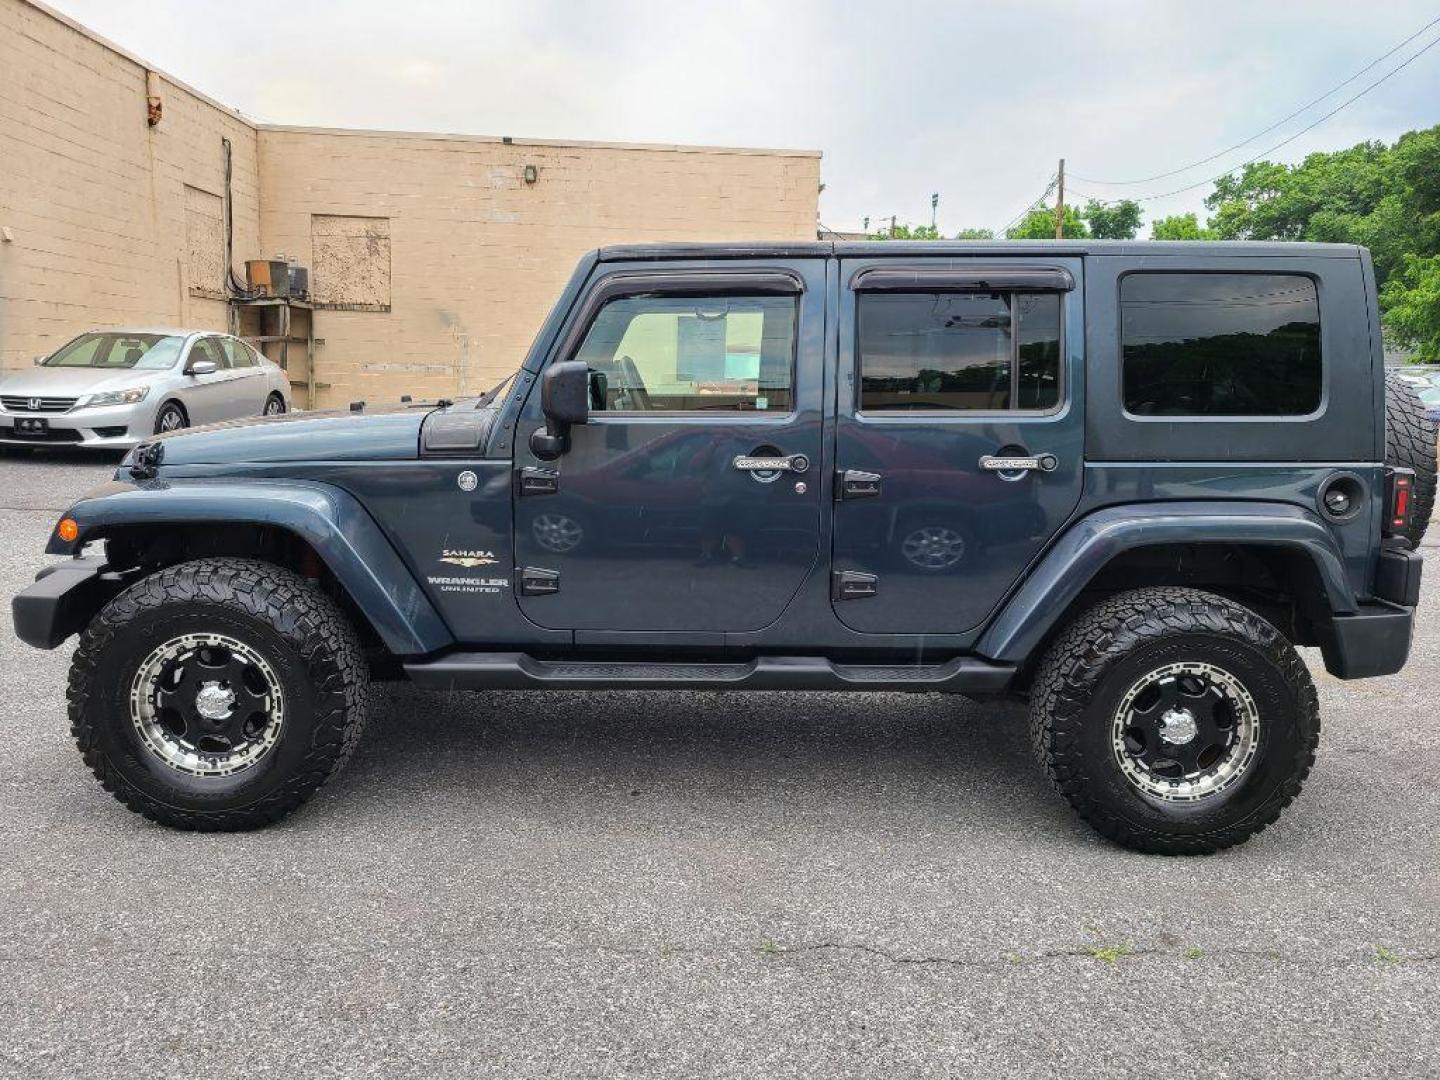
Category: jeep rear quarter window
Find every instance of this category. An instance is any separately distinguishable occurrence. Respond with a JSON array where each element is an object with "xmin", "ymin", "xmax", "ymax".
[
  {"xmin": 1121, "ymin": 272, "xmax": 1321, "ymax": 417},
  {"xmin": 858, "ymin": 292, "xmax": 1061, "ymax": 412}
]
